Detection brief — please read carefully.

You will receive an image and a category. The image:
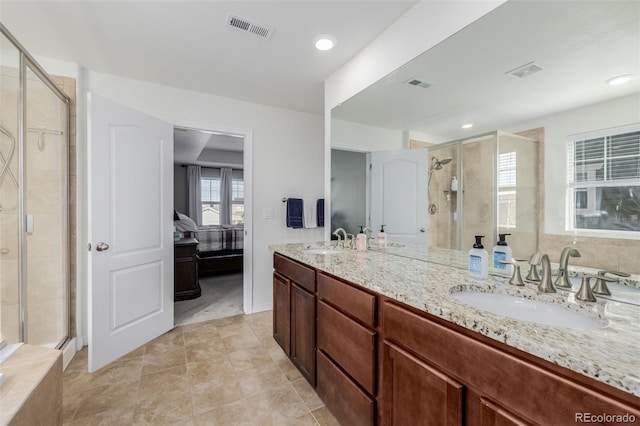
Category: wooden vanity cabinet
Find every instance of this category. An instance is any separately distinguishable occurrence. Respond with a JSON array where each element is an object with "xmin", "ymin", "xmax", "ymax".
[
  {"xmin": 316, "ymin": 272, "xmax": 379, "ymax": 425},
  {"xmin": 273, "ymin": 254, "xmax": 316, "ymax": 386},
  {"xmin": 381, "ymin": 300, "xmax": 640, "ymax": 426}
]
